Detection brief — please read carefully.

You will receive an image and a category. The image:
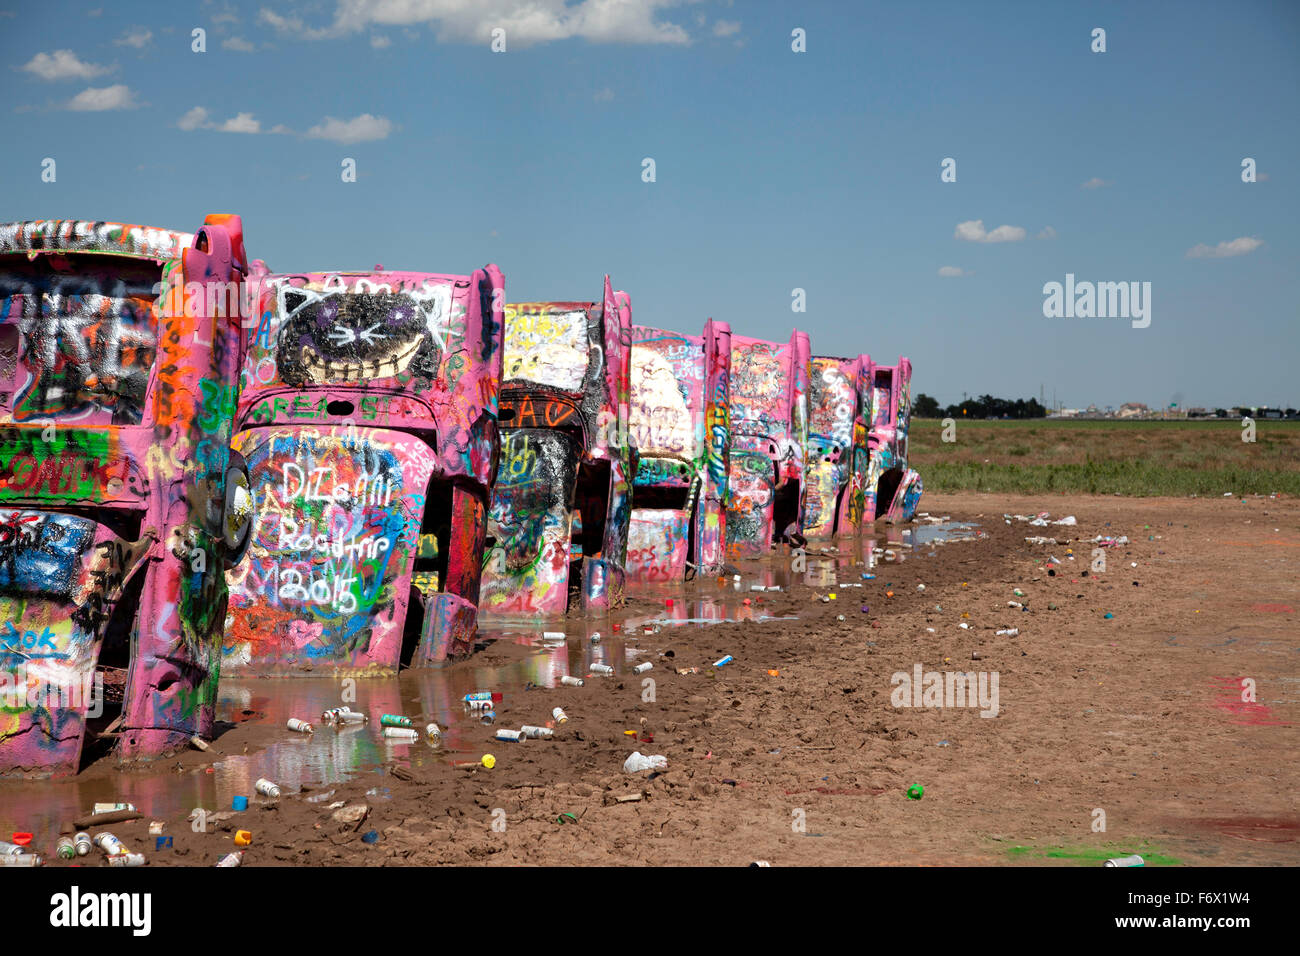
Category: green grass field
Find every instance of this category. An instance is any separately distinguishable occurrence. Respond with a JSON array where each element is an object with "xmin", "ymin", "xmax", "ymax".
[{"xmin": 908, "ymin": 418, "xmax": 1300, "ymax": 496}]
